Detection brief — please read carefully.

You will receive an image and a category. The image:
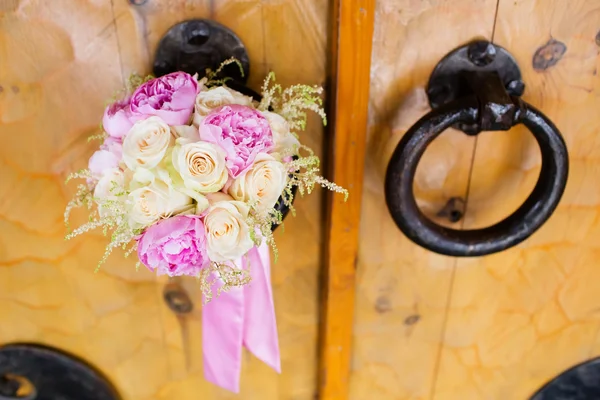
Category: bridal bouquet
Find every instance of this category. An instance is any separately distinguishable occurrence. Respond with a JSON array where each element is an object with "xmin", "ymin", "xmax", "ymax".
[
  {"xmin": 64, "ymin": 63, "xmax": 346, "ymax": 392},
  {"xmin": 65, "ymin": 64, "xmax": 345, "ymax": 293}
]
